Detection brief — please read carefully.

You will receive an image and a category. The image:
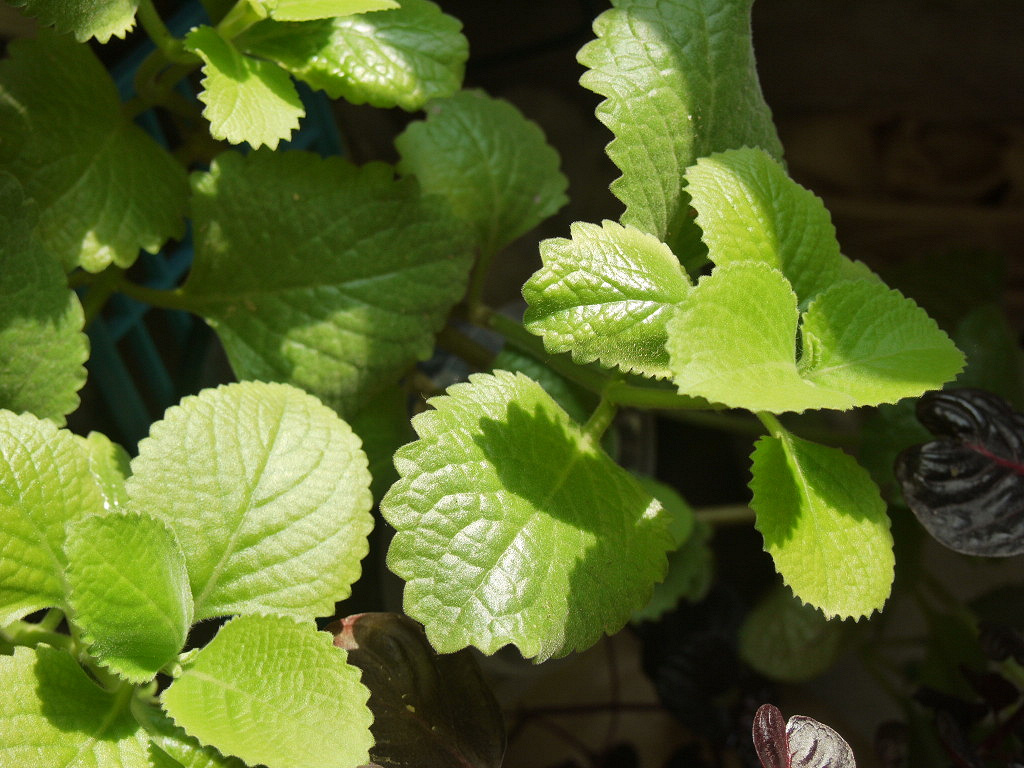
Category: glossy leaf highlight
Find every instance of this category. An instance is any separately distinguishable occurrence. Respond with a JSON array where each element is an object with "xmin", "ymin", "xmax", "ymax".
[
  {"xmin": 382, "ymin": 370, "xmax": 672, "ymax": 660},
  {"xmin": 524, "ymin": 220, "xmax": 691, "ymax": 379},
  {"xmin": 240, "ymin": 0, "xmax": 466, "ymax": 110},
  {"xmin": 896, "ymin": 388, "xmax": 1024, "ymax": 556}
]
